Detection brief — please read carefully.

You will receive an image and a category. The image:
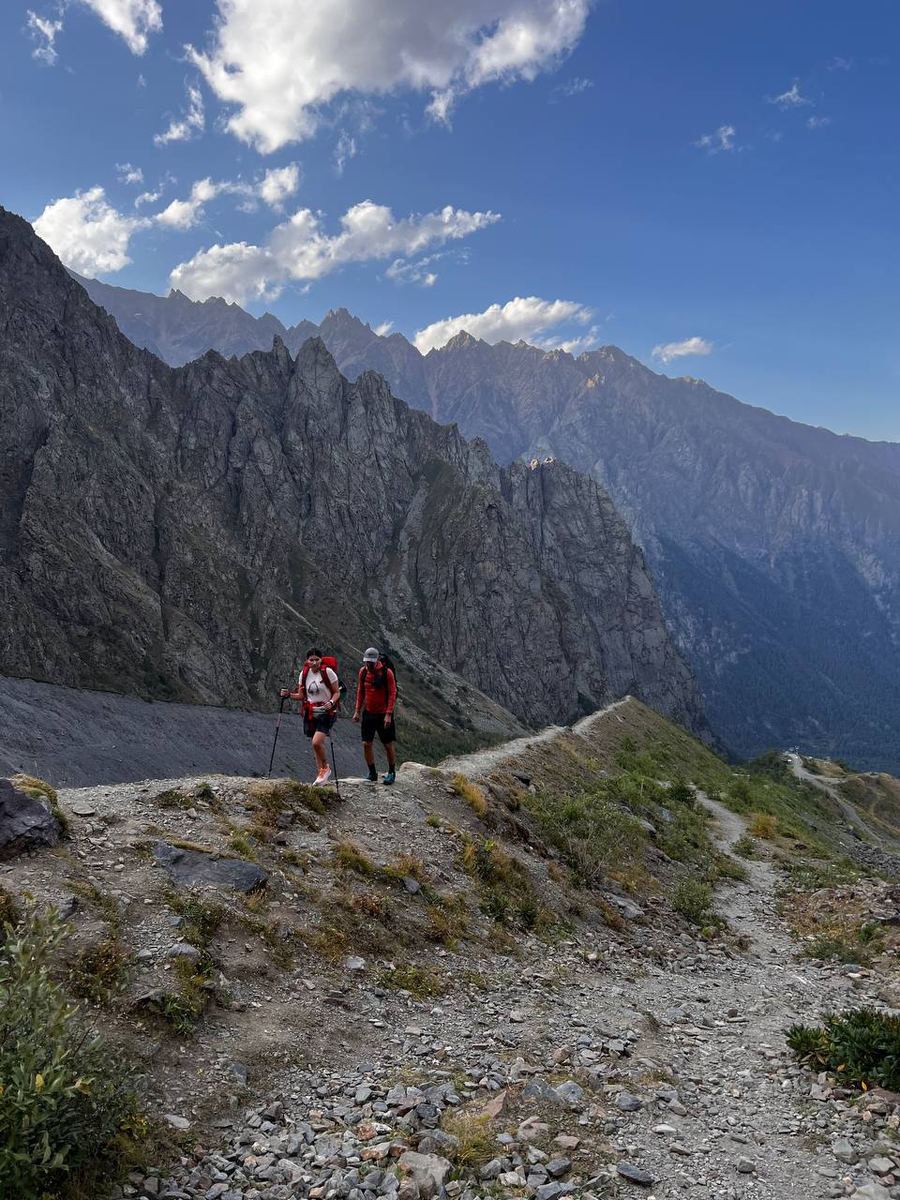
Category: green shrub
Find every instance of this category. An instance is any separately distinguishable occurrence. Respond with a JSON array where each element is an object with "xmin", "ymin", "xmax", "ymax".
[
  {"xmin": 165, "ymin": 892, "xmax": 224, "ymax": 950},
  {"xmin": 0, "ymin": 886, "xmax": 20, "ymax": 929},
  {"xmin": 0, "ymin": 902, "xmax": 143, "ymax": 1197},
  {"xmin": 732, "ymin": 833, "xmax": 761, "ymax": 859},
  {"xmin": 787, "ymin": 1008, "xmax": 900, "ymax": 1091},
  {"xmin": 667, "ymin": 781, "xmax": 695, "ymax": 806},
  {"xmin": 670, "ymin": 878, "xmax": 714, "ymax": 925},
  {"xmin": 802, "ymin": 924, "xmax": 885, "ymax": 966},
  {"xmin": 69, "ymin": 937, "xmax": 131, "ymax": 1005}
]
